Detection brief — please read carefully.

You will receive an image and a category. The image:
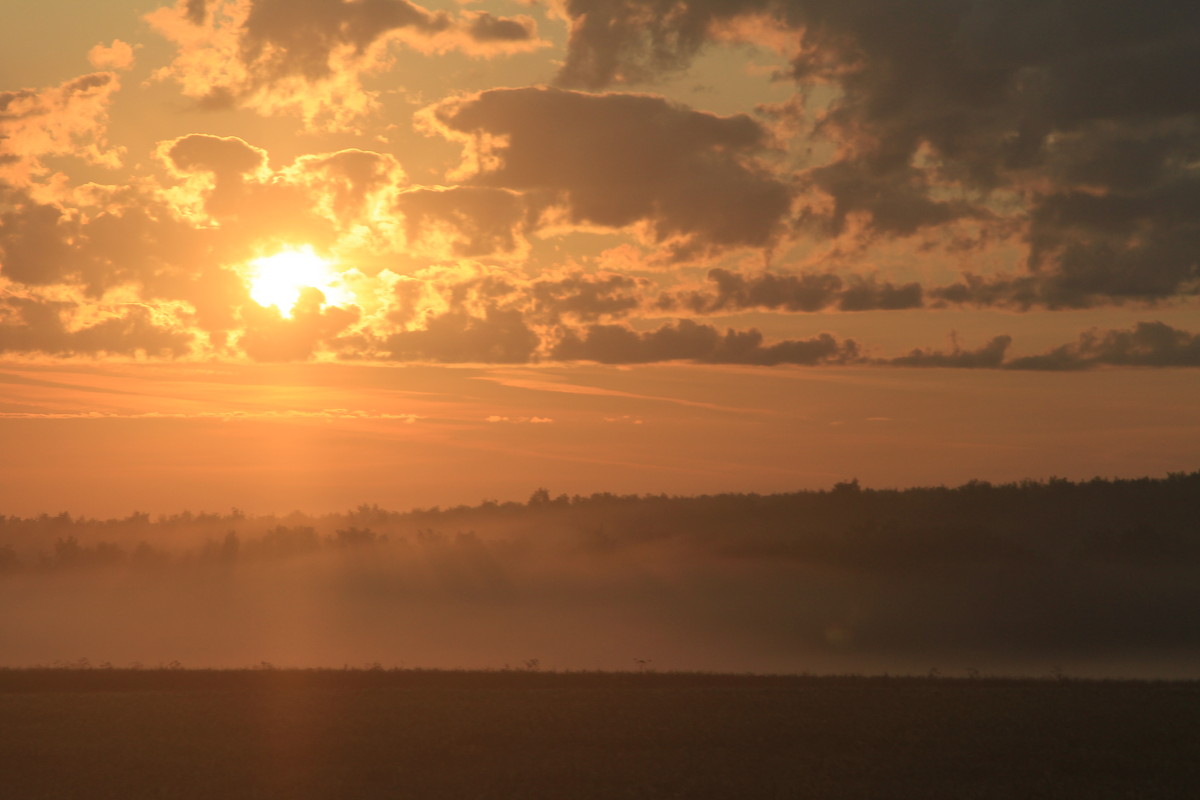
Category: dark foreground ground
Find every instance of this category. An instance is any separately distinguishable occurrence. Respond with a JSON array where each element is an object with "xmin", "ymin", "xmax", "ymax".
[{"xmin": 2, "ymin": 669, "xmax": 1198, "ymax": 799}]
